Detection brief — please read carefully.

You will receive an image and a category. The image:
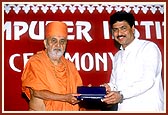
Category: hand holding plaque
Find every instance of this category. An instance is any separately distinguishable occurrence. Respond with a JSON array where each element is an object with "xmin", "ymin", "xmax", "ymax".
[{"xmin": 76, "ymin": 86, "xmax": 106, "ymax": 100}]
